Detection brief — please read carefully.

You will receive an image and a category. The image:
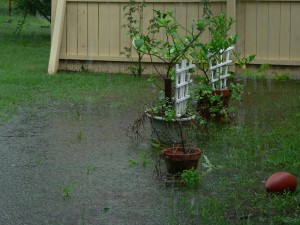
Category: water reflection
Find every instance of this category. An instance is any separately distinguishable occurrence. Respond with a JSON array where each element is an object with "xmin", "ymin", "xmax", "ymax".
[{"xmin": 236, "ymin": 79, "xmax": 300, "ymax": 129}]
